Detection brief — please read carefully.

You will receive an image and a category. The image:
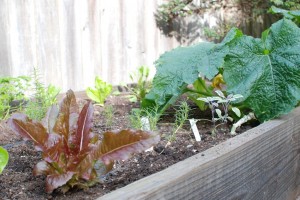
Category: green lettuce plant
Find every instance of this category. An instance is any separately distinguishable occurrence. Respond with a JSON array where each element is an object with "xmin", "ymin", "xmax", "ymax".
[
  {"xmin": 126, "ymin": 66, "xmax": 152, "ymax": 103},
  {"xmin": 143, "ymin": 18, "xmax": 300, "ymax": 123},
  {"xmin": 86, "ymin": 76, "xmax": 112, "ymax": 106},
  {"xmin": 0, "ymin": 146, "xmax": 9, "ymax": 174},
  {"xmin": 8, "ymin": 90, "xmax": 159, "ymax": 193}
]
